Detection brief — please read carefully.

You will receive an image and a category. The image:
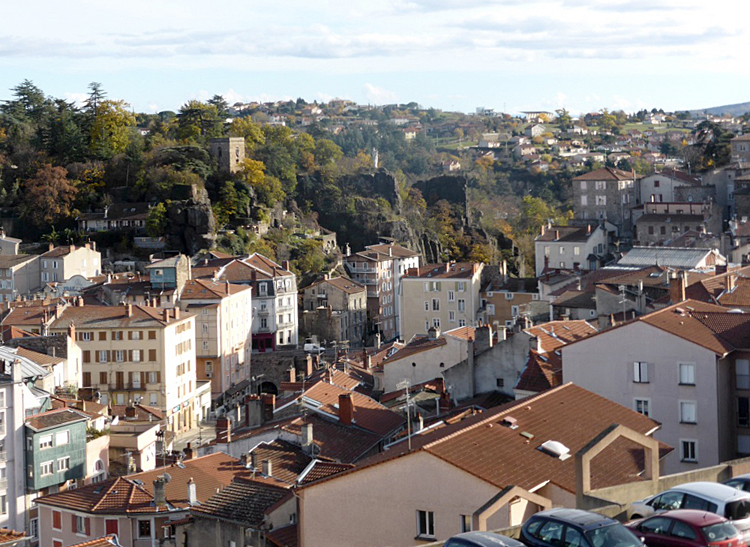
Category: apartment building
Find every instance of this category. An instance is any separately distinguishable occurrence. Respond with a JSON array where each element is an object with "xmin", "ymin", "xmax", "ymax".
[
  {"xmin": 0, "ymin": 255, "xmax": 40, "ymax": 302},
  {"xmin": 40, "ymin": 244, "xmax": 101, "ymax": 285},
  {"xmin": 49, "ymin": 303, "xmax": 198, "ymax": 434},
  {"xmin": 573, "ymin": 167, "xmax": 636, "ymax": 235},
  {"xmin": 301, "ymin": 276, "xmax": 367, "ymax": 346},
  {"xmin": 534, "ymin": 223, "xmax": 609, "ymax": 277},
  {"xmin": 399, "ymin": 262, "xmax": 484, "ymax": 343},
  {"xmin": 344, "ymin": 250, "xmax": 396, "ymax": 342},
  {"xmin": 178, "ymin": 279, "xmax": 252, "ymax": 399}
]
